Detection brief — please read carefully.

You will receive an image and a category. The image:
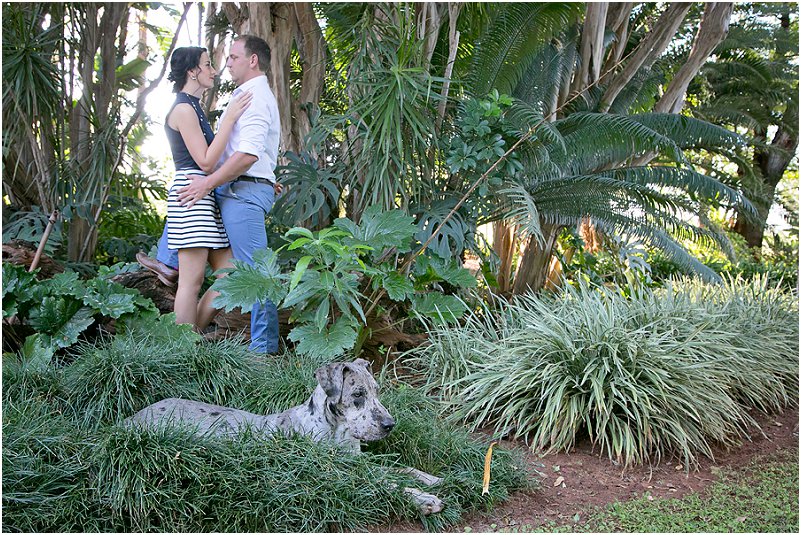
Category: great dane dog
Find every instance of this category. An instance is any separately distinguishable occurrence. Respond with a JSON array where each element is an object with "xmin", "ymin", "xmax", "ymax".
[{"xmin": 127, "ymin": 358, "xmax": 443, "ymax": 514}]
